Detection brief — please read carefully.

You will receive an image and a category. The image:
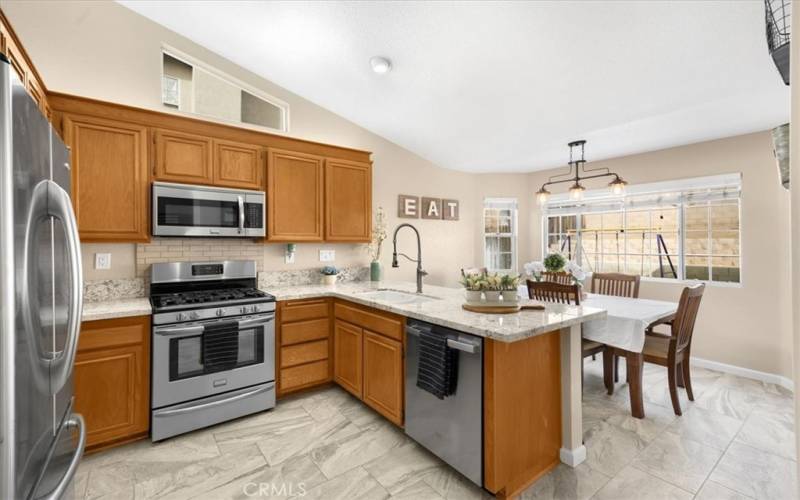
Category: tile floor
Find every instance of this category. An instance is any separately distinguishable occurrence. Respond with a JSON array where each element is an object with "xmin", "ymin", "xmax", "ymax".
[{"xmin": 75, "ymin": 359, "xmax": 796, "ymax": 500}]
